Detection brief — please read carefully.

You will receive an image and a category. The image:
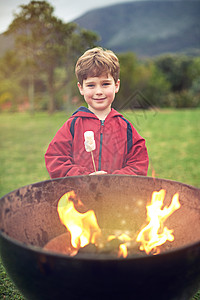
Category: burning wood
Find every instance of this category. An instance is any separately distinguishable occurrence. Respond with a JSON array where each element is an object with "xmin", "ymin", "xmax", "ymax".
[
  {"xmin": 44, "ymin": 233, "xmax": 77, "ymax": 256},
  {"xmin": 44, "ymin": 232, "xmax": 142, "ymax": 257},
  {"xmin": 44, "ymin": 189, "xmax": 181, "ymax": 258}
]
